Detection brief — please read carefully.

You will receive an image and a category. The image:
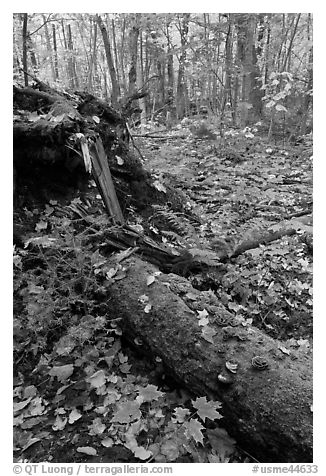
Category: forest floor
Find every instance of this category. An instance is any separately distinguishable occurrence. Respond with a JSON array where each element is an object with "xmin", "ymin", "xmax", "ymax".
[{"xmin": 13, "ymin": 121, "xmax": 313, "ymax": 464}]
